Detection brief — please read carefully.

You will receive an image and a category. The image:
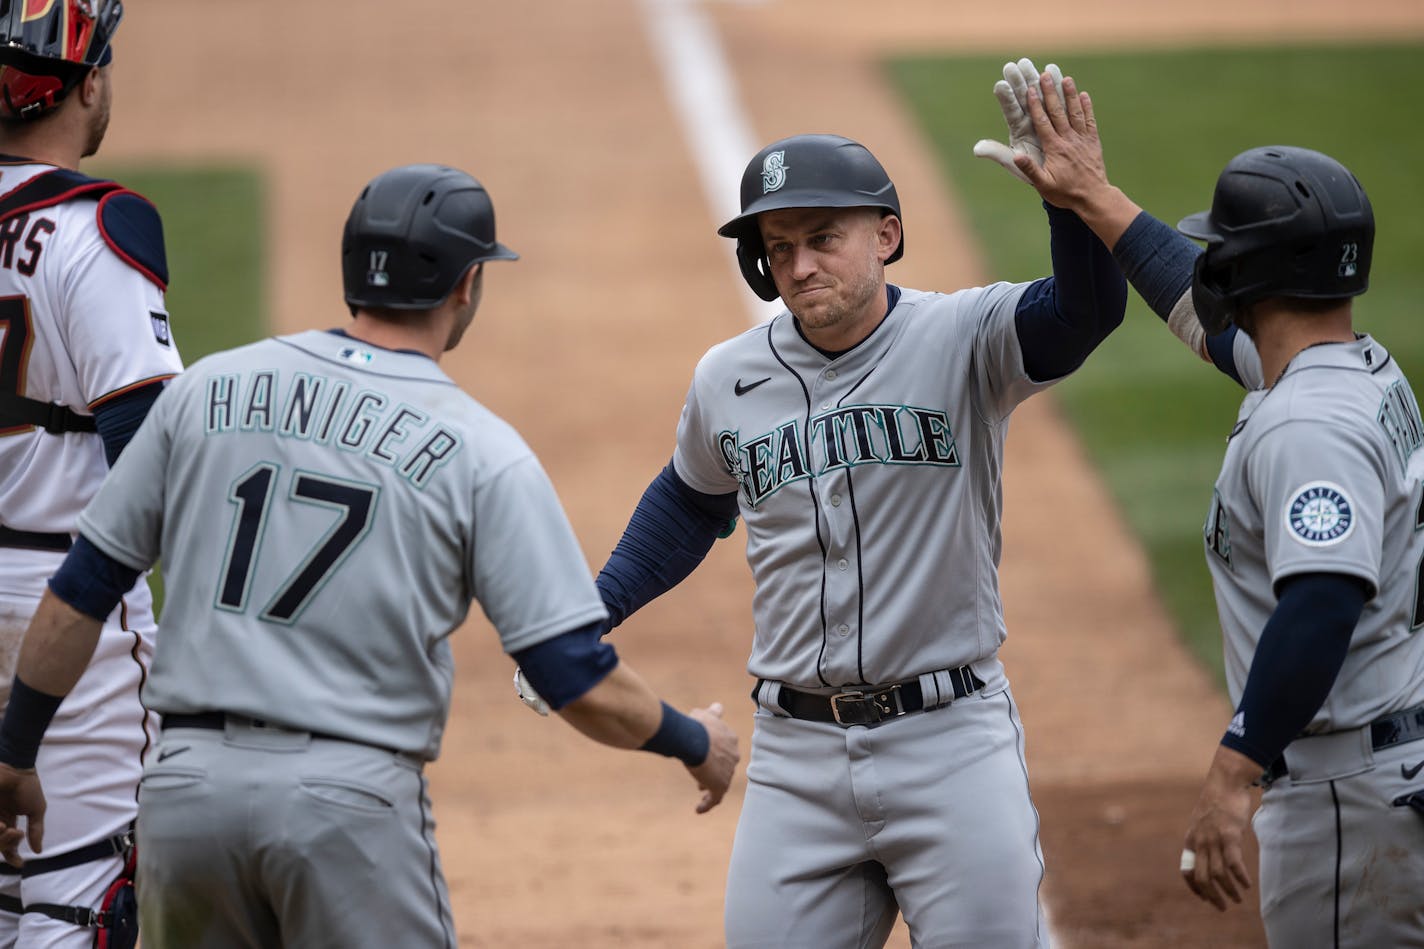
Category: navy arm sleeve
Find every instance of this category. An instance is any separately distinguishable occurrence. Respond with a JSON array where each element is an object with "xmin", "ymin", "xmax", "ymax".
[
  {"xmin": 93, "ymin": 380, "xmax": 166, "ymax": 466},
  {"xmin": 1220, "ymin": 572, "xmax": 1368, "ymax": 768},
  {"xmin": 1111, "ymin": 210, "xmax": 1244, "ymax": 386},
  {"xmin": 511, "ymin": 619, "xmax": 619, "ymax": 711},
  {"xmin": 595, "ymin": 462, "xmax": 739, "ymax": 631},
  {"xmin": 48, "ymin": 534, "xmax": 144, "ymax": 621},
  {"xmin": 1014, "ymin": 203, "xmax": 1128, "ymax": 382}
]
